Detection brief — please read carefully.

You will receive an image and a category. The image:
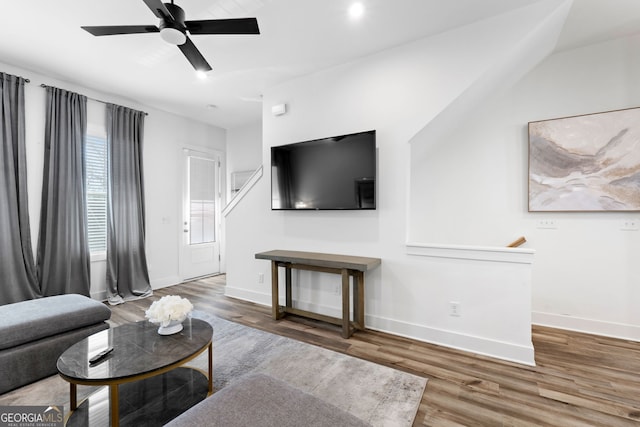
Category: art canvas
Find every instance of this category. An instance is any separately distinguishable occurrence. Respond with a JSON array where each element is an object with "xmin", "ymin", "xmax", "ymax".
[{"xmin": 528, "ymin": 107, "xmax": 640, "ymax": 211}]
